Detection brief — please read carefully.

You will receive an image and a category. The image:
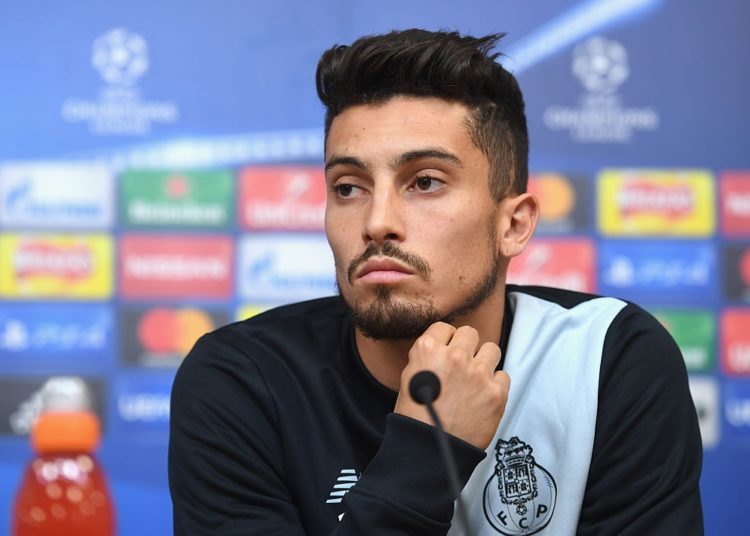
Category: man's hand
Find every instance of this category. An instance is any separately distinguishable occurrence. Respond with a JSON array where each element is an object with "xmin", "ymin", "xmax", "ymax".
[{"xmin": 394, "ymin": 322, "xmax": 510, "ymax": 450}]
